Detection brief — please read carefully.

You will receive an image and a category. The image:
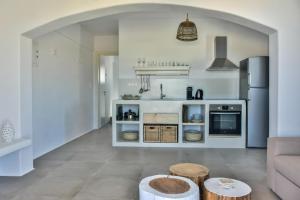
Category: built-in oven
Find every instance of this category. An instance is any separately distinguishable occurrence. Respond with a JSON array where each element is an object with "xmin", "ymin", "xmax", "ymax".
[{"xmin": 209, "ymin": 104, "xmax": 242, "ymax": 136}]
